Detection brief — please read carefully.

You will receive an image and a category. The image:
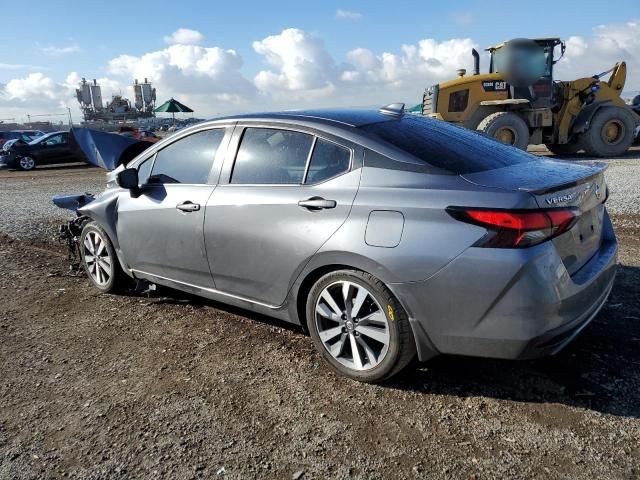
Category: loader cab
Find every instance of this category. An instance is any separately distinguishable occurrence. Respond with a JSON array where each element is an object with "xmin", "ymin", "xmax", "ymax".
[{"xmin": 488, "ymin": 38, "xmax": 564, "ymax": 109}]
